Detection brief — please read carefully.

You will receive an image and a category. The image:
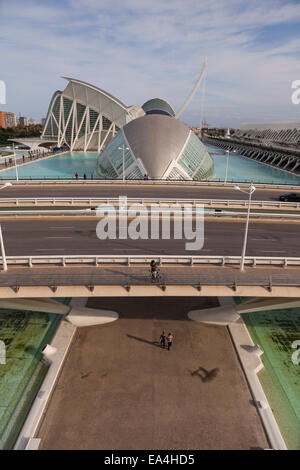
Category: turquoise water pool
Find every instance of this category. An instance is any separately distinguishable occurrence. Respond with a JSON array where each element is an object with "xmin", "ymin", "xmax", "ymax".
[
  {"xmin": 0, "ymin": 145, "xmax": 299, "ymax": 185},
  {"xmin": 206, "ymin": 145, "xmax": 300, "ymax": 185},
  {"xmin": 0, "ymin": 152, "xmax": 99, "ymax": 180},
  {"xmin": 235, "ymin": 299, "xmax": 300, "ymax": 449}
]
